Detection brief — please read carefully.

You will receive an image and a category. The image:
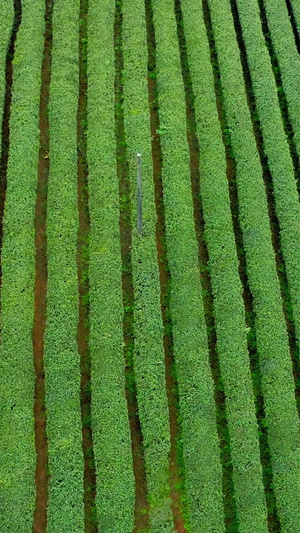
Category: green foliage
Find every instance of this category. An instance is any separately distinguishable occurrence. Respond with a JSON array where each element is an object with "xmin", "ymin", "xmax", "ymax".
[
  {"xmin": 240, "ymin": 0, "xmax": 300, "ymax": 380},
  {"xmin": 151, "ymin": 0, "xmax": 225, "ymax": 530},
  {"xmin": 122, "ymin": 0, "xmax": 174, "ymax": 529},
  {"xmin": 235, "ymin": 0, "xmax": 300, "ymax": 439},
  {"xmin": 181, "ymin": 1, "xmax": 269, "ymax": 531},
  {"xmin": 45, "ymin": 0, "xmax": 84, "ymax": 530},
  {"xmin": 290, "ymin": 0, "xmax": 300, "ymax": 36},
  {"xmin": 1, "ymin": 1, "xmax": 300, "ymax": 531},
  {"xmin": 0, "ymin": 0, "xmax": 14, "ymax": 155},
  {"xmin": 87, "ymin": 0, "xmax": 135, "ymax": 530},
  {"xmin": 208, "ymin": 0, "xmax": 300, "ymax": 529},
  {"xmin": 262, "ymin": 0, "xmax": 300, "ymax": 161},
  {"xmin": 0, "ymin": 0, "xmax": 45, "ymax": 529}
]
